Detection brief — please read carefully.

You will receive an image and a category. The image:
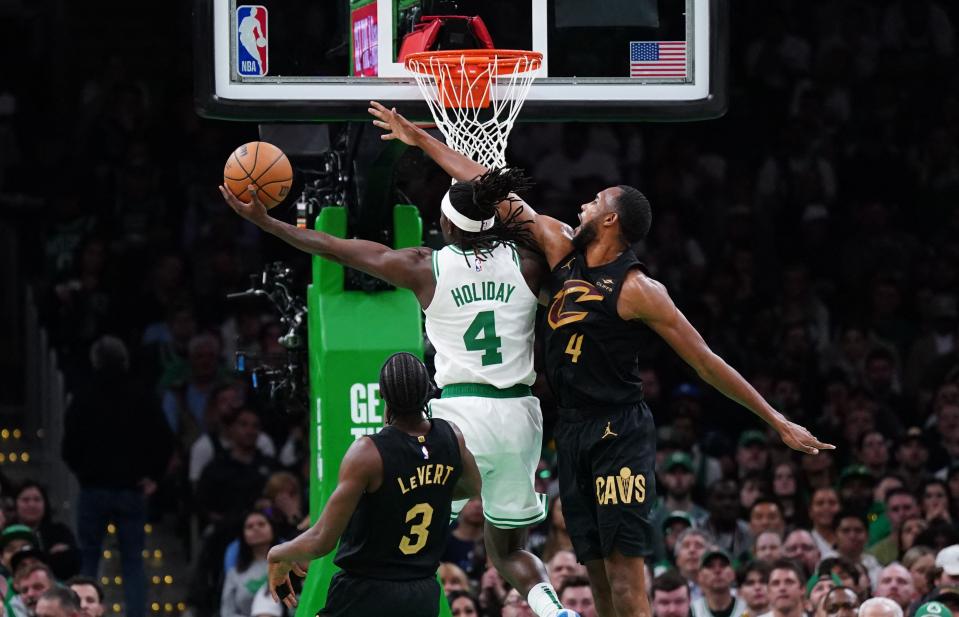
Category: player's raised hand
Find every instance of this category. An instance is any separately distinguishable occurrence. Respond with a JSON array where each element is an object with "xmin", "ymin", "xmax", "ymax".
[
  {"xmin": 369, "ymin": 101, "xmax": 419, "ymax": 145},
  {"xmin": 219, "ymin": 184, "xmax": 270, "ymax": 226},
  {"xmin": 777, "ymin": 419, "xmax": 835, "ymax": 455}
]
